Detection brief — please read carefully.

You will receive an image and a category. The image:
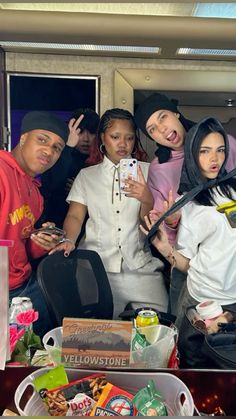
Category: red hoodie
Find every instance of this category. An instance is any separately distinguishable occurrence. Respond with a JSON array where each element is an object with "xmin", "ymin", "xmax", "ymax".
[{"xmin": 0, "ymin": 151, "xmax": 47, "ymax": 289}]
